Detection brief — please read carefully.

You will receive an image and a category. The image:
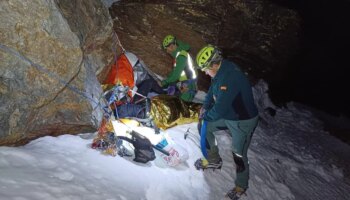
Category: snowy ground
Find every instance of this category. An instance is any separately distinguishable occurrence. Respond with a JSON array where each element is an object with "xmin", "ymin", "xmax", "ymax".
[{"xmin": 1, "ymin": 81, "xmax": 350, "ymax": 200}]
